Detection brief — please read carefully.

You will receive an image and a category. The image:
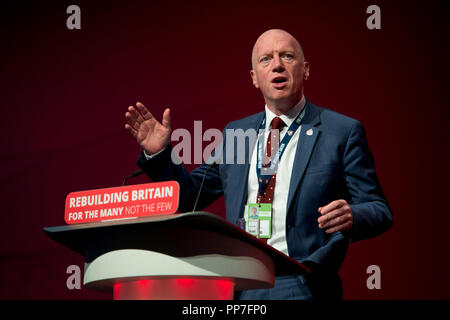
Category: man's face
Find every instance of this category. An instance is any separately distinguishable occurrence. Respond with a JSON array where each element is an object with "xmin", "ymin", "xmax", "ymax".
[{"xmin": 250, "ymin": 31, "xmax": 310, "ymax": 109}]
